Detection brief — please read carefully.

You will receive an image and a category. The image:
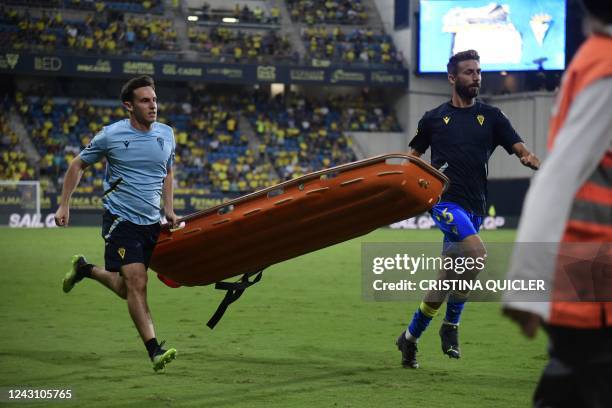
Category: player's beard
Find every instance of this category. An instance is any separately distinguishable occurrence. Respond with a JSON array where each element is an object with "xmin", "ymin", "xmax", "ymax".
[
  {"xmin": 134, "ymin": 109, "xmax": 156, "ymax": 127},
  {"xmin": 455, "ymin": 81, "xmax": 480, "ymax": 100}
]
